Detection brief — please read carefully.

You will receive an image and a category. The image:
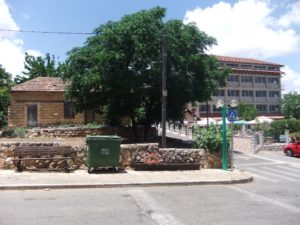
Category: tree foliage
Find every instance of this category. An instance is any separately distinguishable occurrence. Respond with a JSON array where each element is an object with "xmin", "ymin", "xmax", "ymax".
[
  {"xmin": 0, "ymin": 65, "xmax": 13, "ymax": 127},
  {"xmin": 64, "ymin": 7, "xmax": 228, "ymax": 139},
  {"xmin": 193, "ymin": 125, "xmax": 230, "ymax": 153},
  {"xmin": 14, "ymin": 52, "xmax": 64, "ymax": 84},
  {"xmin": 282, "ymin": 92, "xmax": 300, "ymax": 119},
  {"xmin": 237, "ymin": 102, "xmax": 257, "ymax": 121}
]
